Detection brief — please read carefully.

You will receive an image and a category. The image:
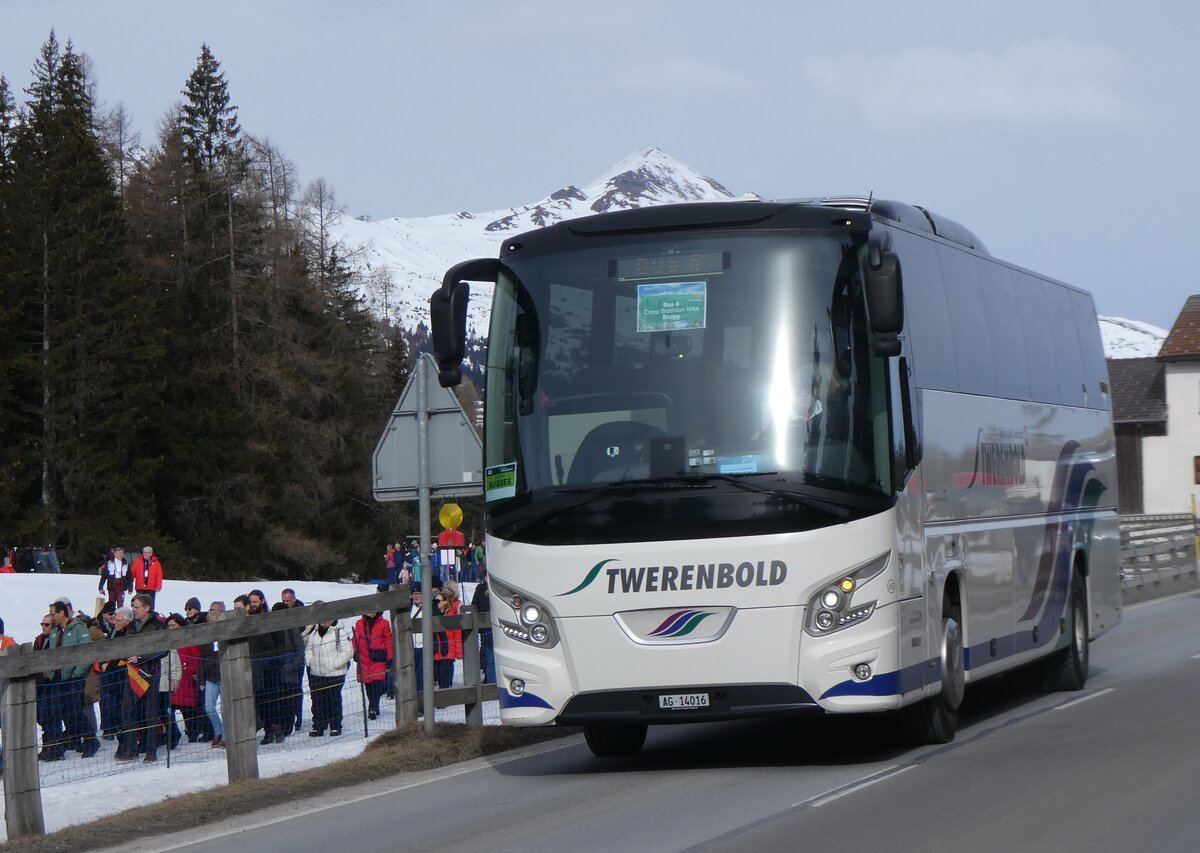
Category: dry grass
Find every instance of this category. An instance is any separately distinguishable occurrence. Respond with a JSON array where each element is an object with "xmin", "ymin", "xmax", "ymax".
[{"xmin": 1, "ymin": 724, "xmax": 579, "ymax": 853}]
